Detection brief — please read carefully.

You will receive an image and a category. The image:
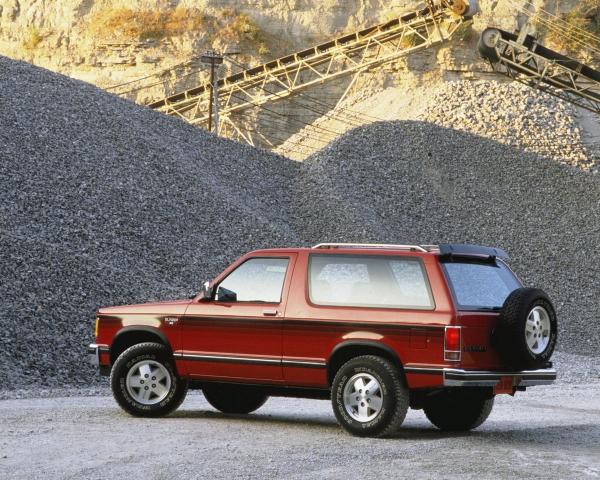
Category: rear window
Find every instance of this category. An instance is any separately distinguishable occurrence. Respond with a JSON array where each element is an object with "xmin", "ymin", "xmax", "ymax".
[
  {"xmin": 308, "ymin": 254, "xmax": 434, "ymax": 310},
  {"xmin": 441, "ymin": 260, "xmax": 521, "ymax": 311}
]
